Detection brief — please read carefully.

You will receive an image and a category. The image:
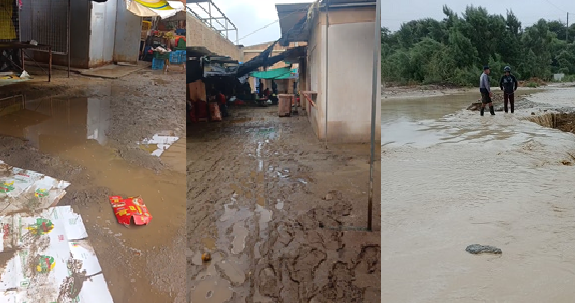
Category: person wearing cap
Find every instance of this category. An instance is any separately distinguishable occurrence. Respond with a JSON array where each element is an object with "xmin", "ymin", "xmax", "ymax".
[
  {"xmin": 479, "ymin": 65, "xmax": 495, "ymax": 116},
  {"xmin": 499, "ymin": 66, "xmax": 518, "ymax": 113}
]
